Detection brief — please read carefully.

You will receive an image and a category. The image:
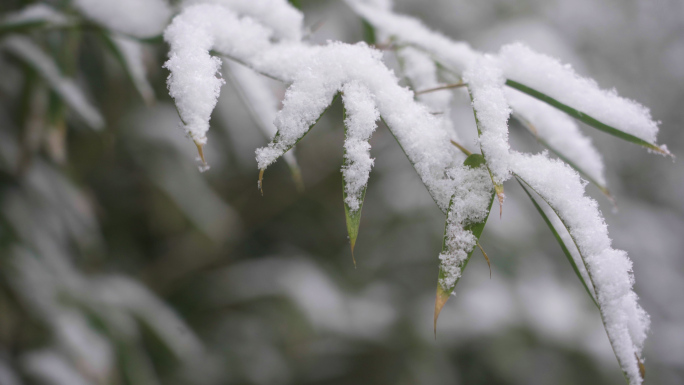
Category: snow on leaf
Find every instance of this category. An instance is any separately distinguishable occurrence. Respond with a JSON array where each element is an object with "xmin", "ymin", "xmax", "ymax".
[
  {"xmin": 507, "ymin": 87, "xmax": 608, "ymax": 193},
  {"xmin": 500, "ymin": 43, "xmax": 668, "ymax": 155},
  {"xmin": 2, "ymin": 36, "xmax": 104, "ymax": 130},
  {"xmin": 341, "ymin": 81, "xmax": 379, "ymax": 260},
  {"xmin": 0, "ymin": 4, "xmax": 72, "ymax": 36},
  {"xmin": 435, "ymin": 153, "xmax": 494, "ymax": 335},
  {"xmin": 512, "ymin": 152, "xmax": 649, "ymax": 385},
  {"xmin": 464, "ymin": 55, "xmax": 511, "ymax": 213},
  {"xmin": 224, "ymin": 59, "xmax": 303, "ymax": 188},
  {"xmin": 517, "ymin": 178, "xmax": 598, "ymax": 308}
]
